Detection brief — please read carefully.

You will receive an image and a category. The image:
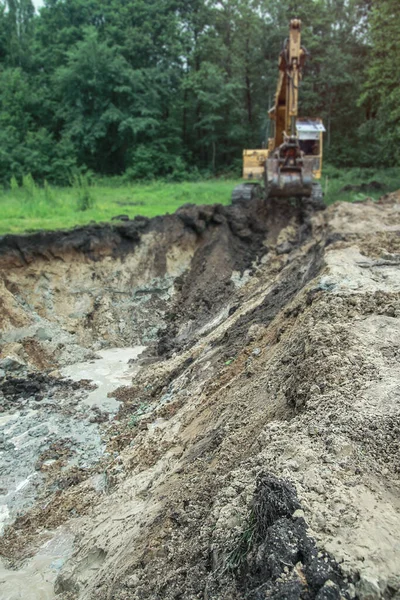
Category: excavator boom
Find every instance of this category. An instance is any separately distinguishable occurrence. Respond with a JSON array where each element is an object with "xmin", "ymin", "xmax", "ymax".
[{"xmin": 270, "ymin": 18, "xmax": 305, "ymax": 148}]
